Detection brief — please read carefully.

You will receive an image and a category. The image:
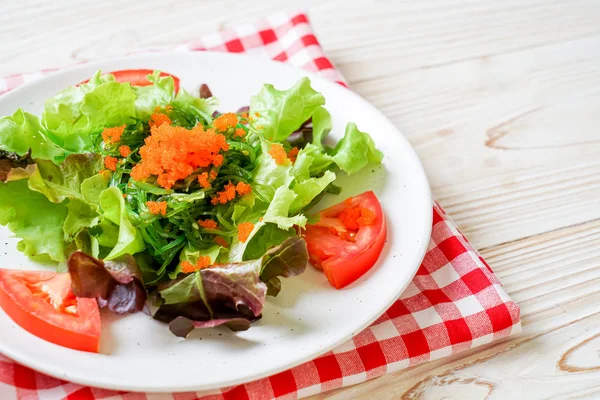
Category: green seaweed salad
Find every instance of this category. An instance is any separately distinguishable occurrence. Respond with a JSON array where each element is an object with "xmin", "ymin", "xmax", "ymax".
[{"xmin": 0, "ymin": 71, "xmax": 382, "ymax": 335}]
